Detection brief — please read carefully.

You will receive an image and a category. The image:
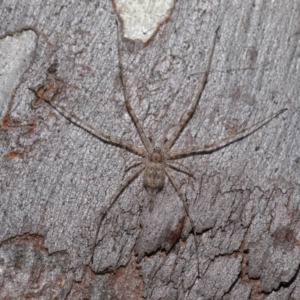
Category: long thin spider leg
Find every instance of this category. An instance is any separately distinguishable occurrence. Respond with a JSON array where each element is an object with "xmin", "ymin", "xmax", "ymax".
[
  {"xmin": 116, "ymin": 22, "xmax": 152, "ymax": 152},
  {"xmin": 166, "ymin": 161, "xmax": 195, "ymax": 179},
  {"xmin": 164, "ymin": 166, "xmax": 200, "ymax": 278},
  {"xmin": 124, "ymin": 158, "xmax": 143, "ymax": 174},
  {"xmin": 93, "ymin": 164, "xmax": 145, "ymax": 250},
  {"xmin": 163, "ymin": 26, "xmax": 219, "ymax": 152},
  {"xmin": 168, "ymin": 108, "xmax": 287, "ymax": 159},
  {"xmin": 40, "ymin": 96, "xmax": 146, "ymax": 157}
]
